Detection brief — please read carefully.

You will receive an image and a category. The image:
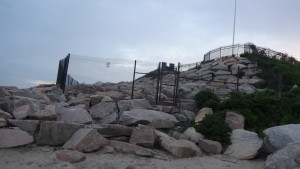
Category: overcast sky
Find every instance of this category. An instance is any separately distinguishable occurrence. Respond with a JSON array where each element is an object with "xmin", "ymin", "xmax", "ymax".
[{"xmin": 1, "ymin": 0, "xmax": 300, "ymax": 88}]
